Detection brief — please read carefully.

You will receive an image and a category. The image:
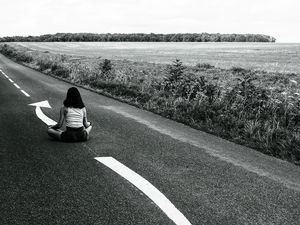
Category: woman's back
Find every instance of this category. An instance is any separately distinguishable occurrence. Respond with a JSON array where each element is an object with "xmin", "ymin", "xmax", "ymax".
[{"xmin": 65, "ymin": 107, "xmax": 85, "ymax": 128}]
